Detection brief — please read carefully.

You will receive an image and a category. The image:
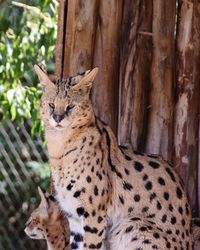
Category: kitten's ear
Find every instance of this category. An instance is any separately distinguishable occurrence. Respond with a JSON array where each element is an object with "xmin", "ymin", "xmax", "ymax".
[
  {"xmin": 38, "ymin": 186, "xmax": 48, "ymax": 209},
  {"xmin": 71, "ymin": 67, "xmax": 98, "ymax": 93},
  {"xmin": 34, "ymin": 65, "xmax": 56, "ymax": 90}
]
